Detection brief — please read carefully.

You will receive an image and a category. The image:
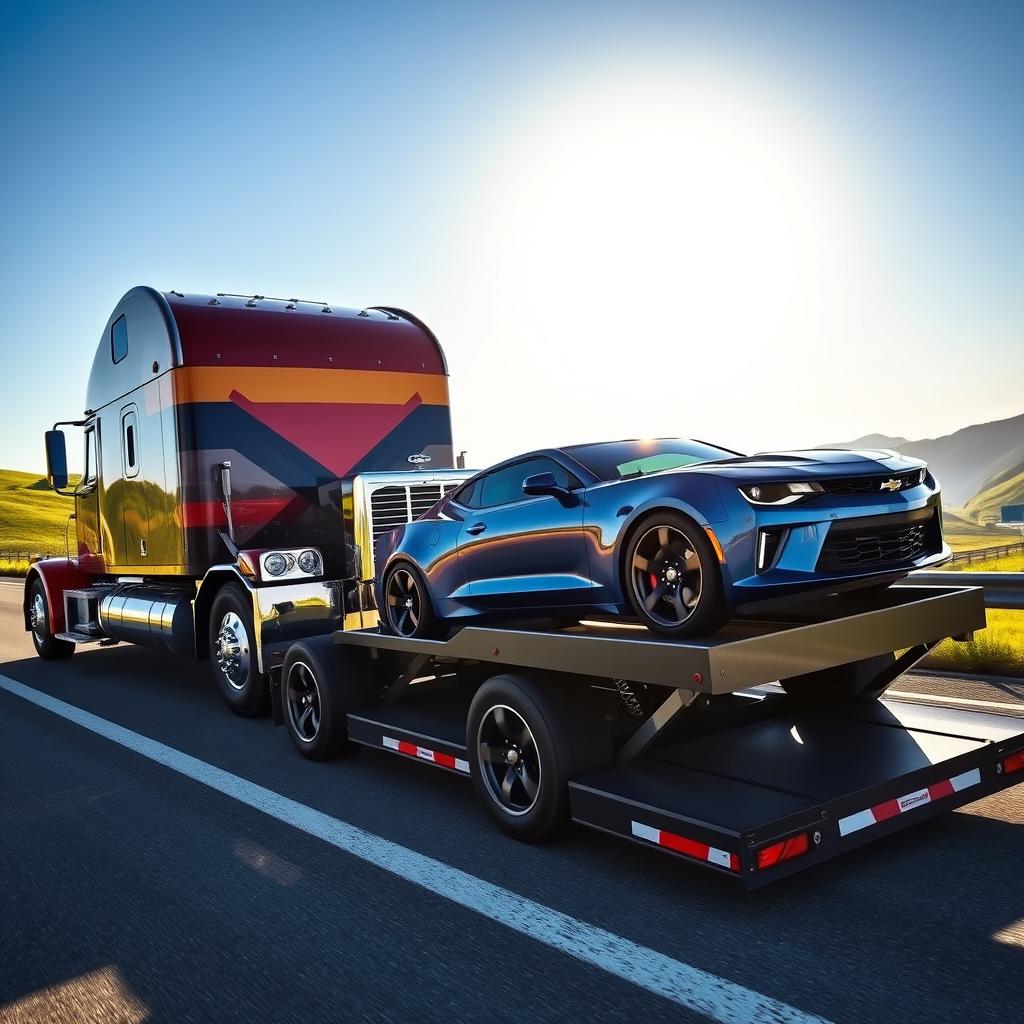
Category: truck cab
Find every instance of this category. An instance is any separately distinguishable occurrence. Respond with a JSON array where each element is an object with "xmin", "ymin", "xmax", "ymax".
[{"xmin": 27, "ymin": 287, "xmax": 471, "ymax": 714}]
